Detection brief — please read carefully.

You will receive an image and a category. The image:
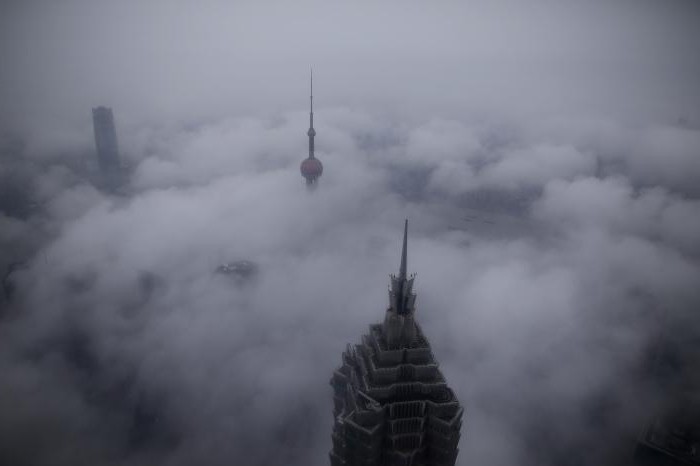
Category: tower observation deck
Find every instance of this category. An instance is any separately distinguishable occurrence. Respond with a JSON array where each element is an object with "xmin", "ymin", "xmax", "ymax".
[{"xmin": 329, "ymin": 220, "xmax": 463, "ymax": 466}]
